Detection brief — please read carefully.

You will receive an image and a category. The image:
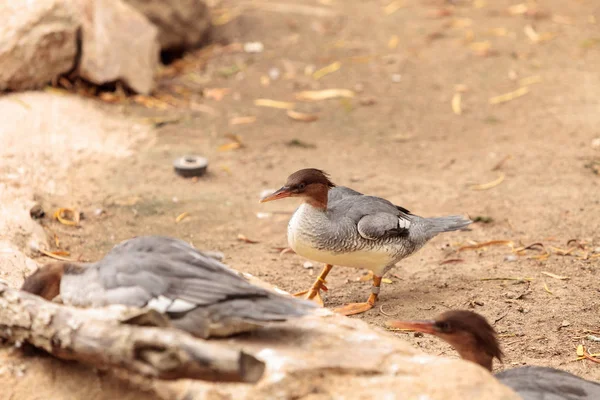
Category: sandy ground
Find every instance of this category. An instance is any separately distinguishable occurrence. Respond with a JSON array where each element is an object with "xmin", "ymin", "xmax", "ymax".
[{"xmin": 3, "ymin": 0, "xmax": 599, "ymax": 393}]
